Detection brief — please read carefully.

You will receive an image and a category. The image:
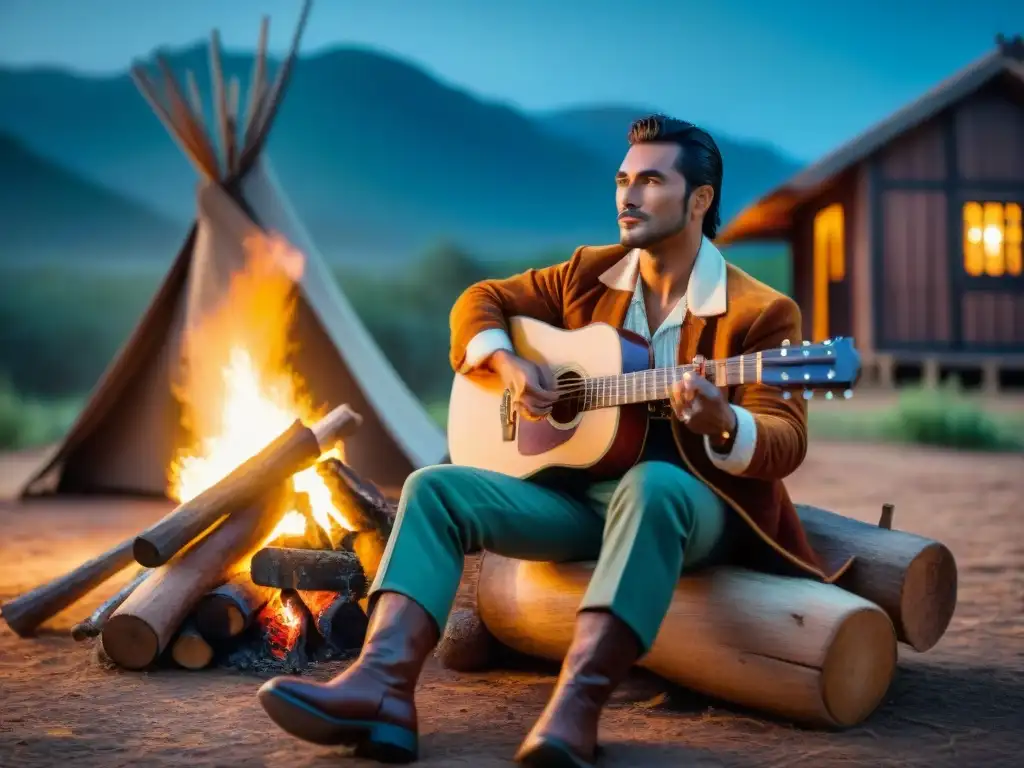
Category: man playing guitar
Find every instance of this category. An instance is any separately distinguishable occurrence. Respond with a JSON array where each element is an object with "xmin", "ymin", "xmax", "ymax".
[{"xmin": 258, "ymin": 114, "xmax": 848, "ymax": 767}]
